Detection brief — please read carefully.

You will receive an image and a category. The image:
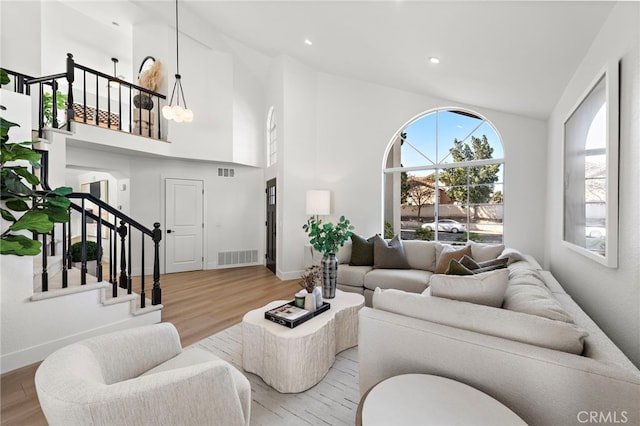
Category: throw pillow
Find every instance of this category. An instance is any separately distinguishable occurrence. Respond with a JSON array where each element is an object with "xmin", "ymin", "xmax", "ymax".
[
  {"xmin": 349, "ymin": 234, "xmax": 374, "ymax": 266},
  {"xmin": 468, "ymin": 241, "xmax": 505, "ymax": 262},
  {"xmin": 445, "ymin": 259, "xmax": 474, "ymax": 275},
  {"xmin": 373, "ymin": 234, "xmax": 410, "ymax": 269},
  {"xmin": 435, "ymin": 245, "xmax": 472, "ymax": 274},
  {"xmin": 457, "ymin": 256, "xmax": 507, "ymax": 274},
  {"xmin": 430, "ymin": 269, "xmax": 509, "ymax": 308},
  {"xmin": 460, "ymin": 255, "xmax": 480, "ymax": 270}
]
